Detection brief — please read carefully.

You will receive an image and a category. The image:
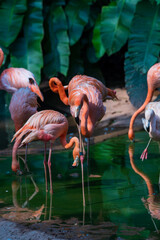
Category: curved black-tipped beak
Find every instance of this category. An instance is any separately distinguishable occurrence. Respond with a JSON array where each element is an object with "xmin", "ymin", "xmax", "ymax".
[{"xmin": 75, "ymin": 116, "xmax": 79, "ymax": 125}]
